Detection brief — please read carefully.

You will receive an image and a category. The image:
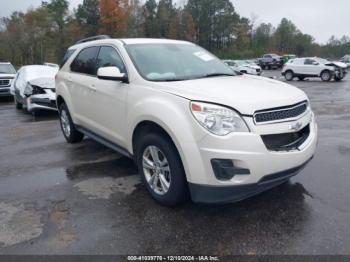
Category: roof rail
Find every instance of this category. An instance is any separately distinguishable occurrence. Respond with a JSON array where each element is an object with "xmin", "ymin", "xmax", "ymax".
[{"xmin": 76, "ymin": 35, "xmax": 111, "ymax": 44}]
